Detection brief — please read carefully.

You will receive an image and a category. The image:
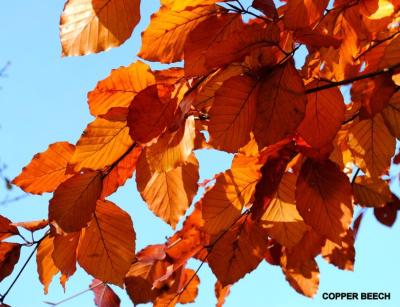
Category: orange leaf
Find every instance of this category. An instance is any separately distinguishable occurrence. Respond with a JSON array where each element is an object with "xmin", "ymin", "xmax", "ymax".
[
  {"xmin": 52, "ymin": 232, "xmax": 80, "ymax": 278},
  {"xmin": 298, "ymin": 85, "xmax": 345, "ymax": 148},
  {"xmin": 12, "ymin": 142, "xmax": 75, "ymax": 194},
  {"xmin": 208, "ymin": 75, "xmax": 258, "ymax": 152},
  {"xmin": 296, "ymin": 159, "xmax": 353, "ymax": 243},
  {"xmin": 215, "ymin": 281, "xmax": 231, "ymax": 307},
  {"xmin": 128, "ymin": 84, "xmax": 178, "ymax": 145},
  {"xmin": 260, "ymin": 173, "xmax": 308, "ymax": 248},
  {"xmin": 70, "ymin": 118, "xmax": 133, "ymax": 172},
  {"xmin": 77, "ymin": 200, "xmax": 135, "ymax": 286},
  {"xmin": 145, "ymin": 116, "xmax": 196, "ymax": 172},
  {"xmin": 204, "ymin": 22, "xmax": 280, "ymax": 72},
  {"xmin": 37, "ymin": 236, "xmax": 59, "ymax": 294},
  {"xmin": 162, "ymin": 0, "xmax": 221, "ymax": 11},
  {"xmin": 136, "ymin": 154, "xmax": 199, "ymax": 228},
  {"xmin": 208, "ymin": 216, "xmax": 268, "ymax": 286},
  {"xmin": 283, "ymin": 0, "xmax": 329, "ymax": 30},
  {"xmin": 348, "ymin": 114, "xmax": 395, "ymax": 178},
  {"xmin": 353, "ymin": 176, "xmax": 392, "ymax": 207},
  {"xmin": 382, "ymin": 91, "xmax": 400, "ymax": 138},
  {"xmin": 139, "ymin": 5, "xmax": 219, "ymax": 63},
  {"xmin": 254, "ymin": 61, "xmax": 307, "ymax": 147},
  {"xmin": 0, "ymin": 242, "xmax": 21, "ymax": 282},
  {"xmin": 49, "ymin": 171, "xmax": 102, "ymax": 232},
  {"xmin": 60, "ymin": 0, "xmax": 140, "ymax": 56},
  {"xmin": 88, "ymin": 61, "xmax": 155, "ymax": 116},
  {"xmin": 12, "ymin": 219, "xmax": 48, "ymax": 232},
  {"xmin": 90, "ymin": 279, "xmax": 121, "ymax": 307},
  {"xmin": 184, "ymin": 13, "xmax": 242, "ymax": 77},
  {"xmin": 252, "ymin": 0, "xmax": 278, "ymax": 19},
  {"xmin": 101, "ymin": 146, "xmax": 143, "ymax": 199},
  {"xmin": 0, "ymin": 216, "xmax": 19, "ymax": 241},
  {"xmin": 202, "ymin": 155, "xmax": 261, "ymax": 235},
  {"xmin": 322, "ymin": 230, "xmax": 355, "ymax": 271}
]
